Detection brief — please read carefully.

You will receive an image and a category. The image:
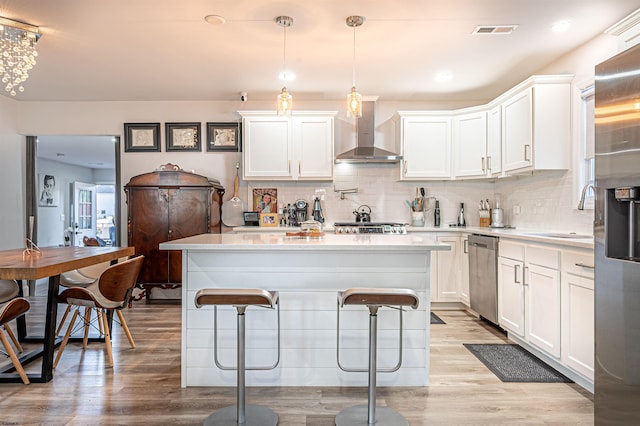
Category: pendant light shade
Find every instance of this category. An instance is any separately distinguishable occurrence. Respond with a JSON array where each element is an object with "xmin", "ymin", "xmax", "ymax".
[
  {"xmin": 275, "ymin": 16, "xmax": 293, "ymax": 116},
  {"xmin": 346, "ymin": 16, "xmax": 365, "ymax": 118}
]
